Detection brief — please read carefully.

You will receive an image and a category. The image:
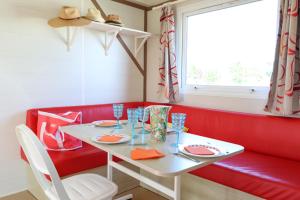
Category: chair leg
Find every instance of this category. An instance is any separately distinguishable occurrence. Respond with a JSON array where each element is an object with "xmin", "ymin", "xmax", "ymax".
[
  {"xmin": 24, "ymin": 162, "xmax": 48, "ymax": 200},
  {"xmin": 114, "ymin": 194, "xmax": 133, "ymax": 200}
]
